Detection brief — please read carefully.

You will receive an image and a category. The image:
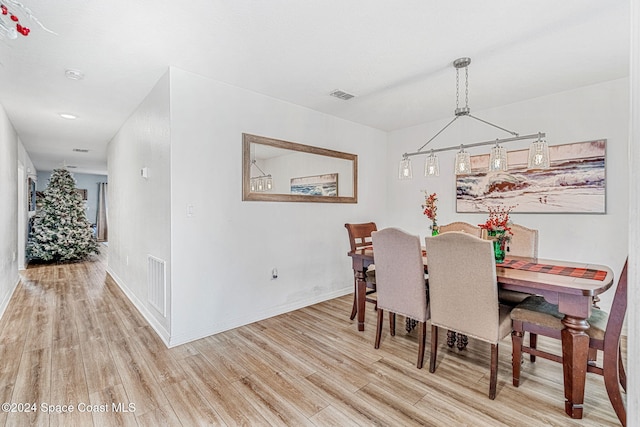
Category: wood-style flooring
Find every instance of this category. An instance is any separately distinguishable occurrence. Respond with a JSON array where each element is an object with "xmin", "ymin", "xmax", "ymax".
[{"xmin": 0, "ymin": 247, "xmax": 625, "ymax": 426}]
